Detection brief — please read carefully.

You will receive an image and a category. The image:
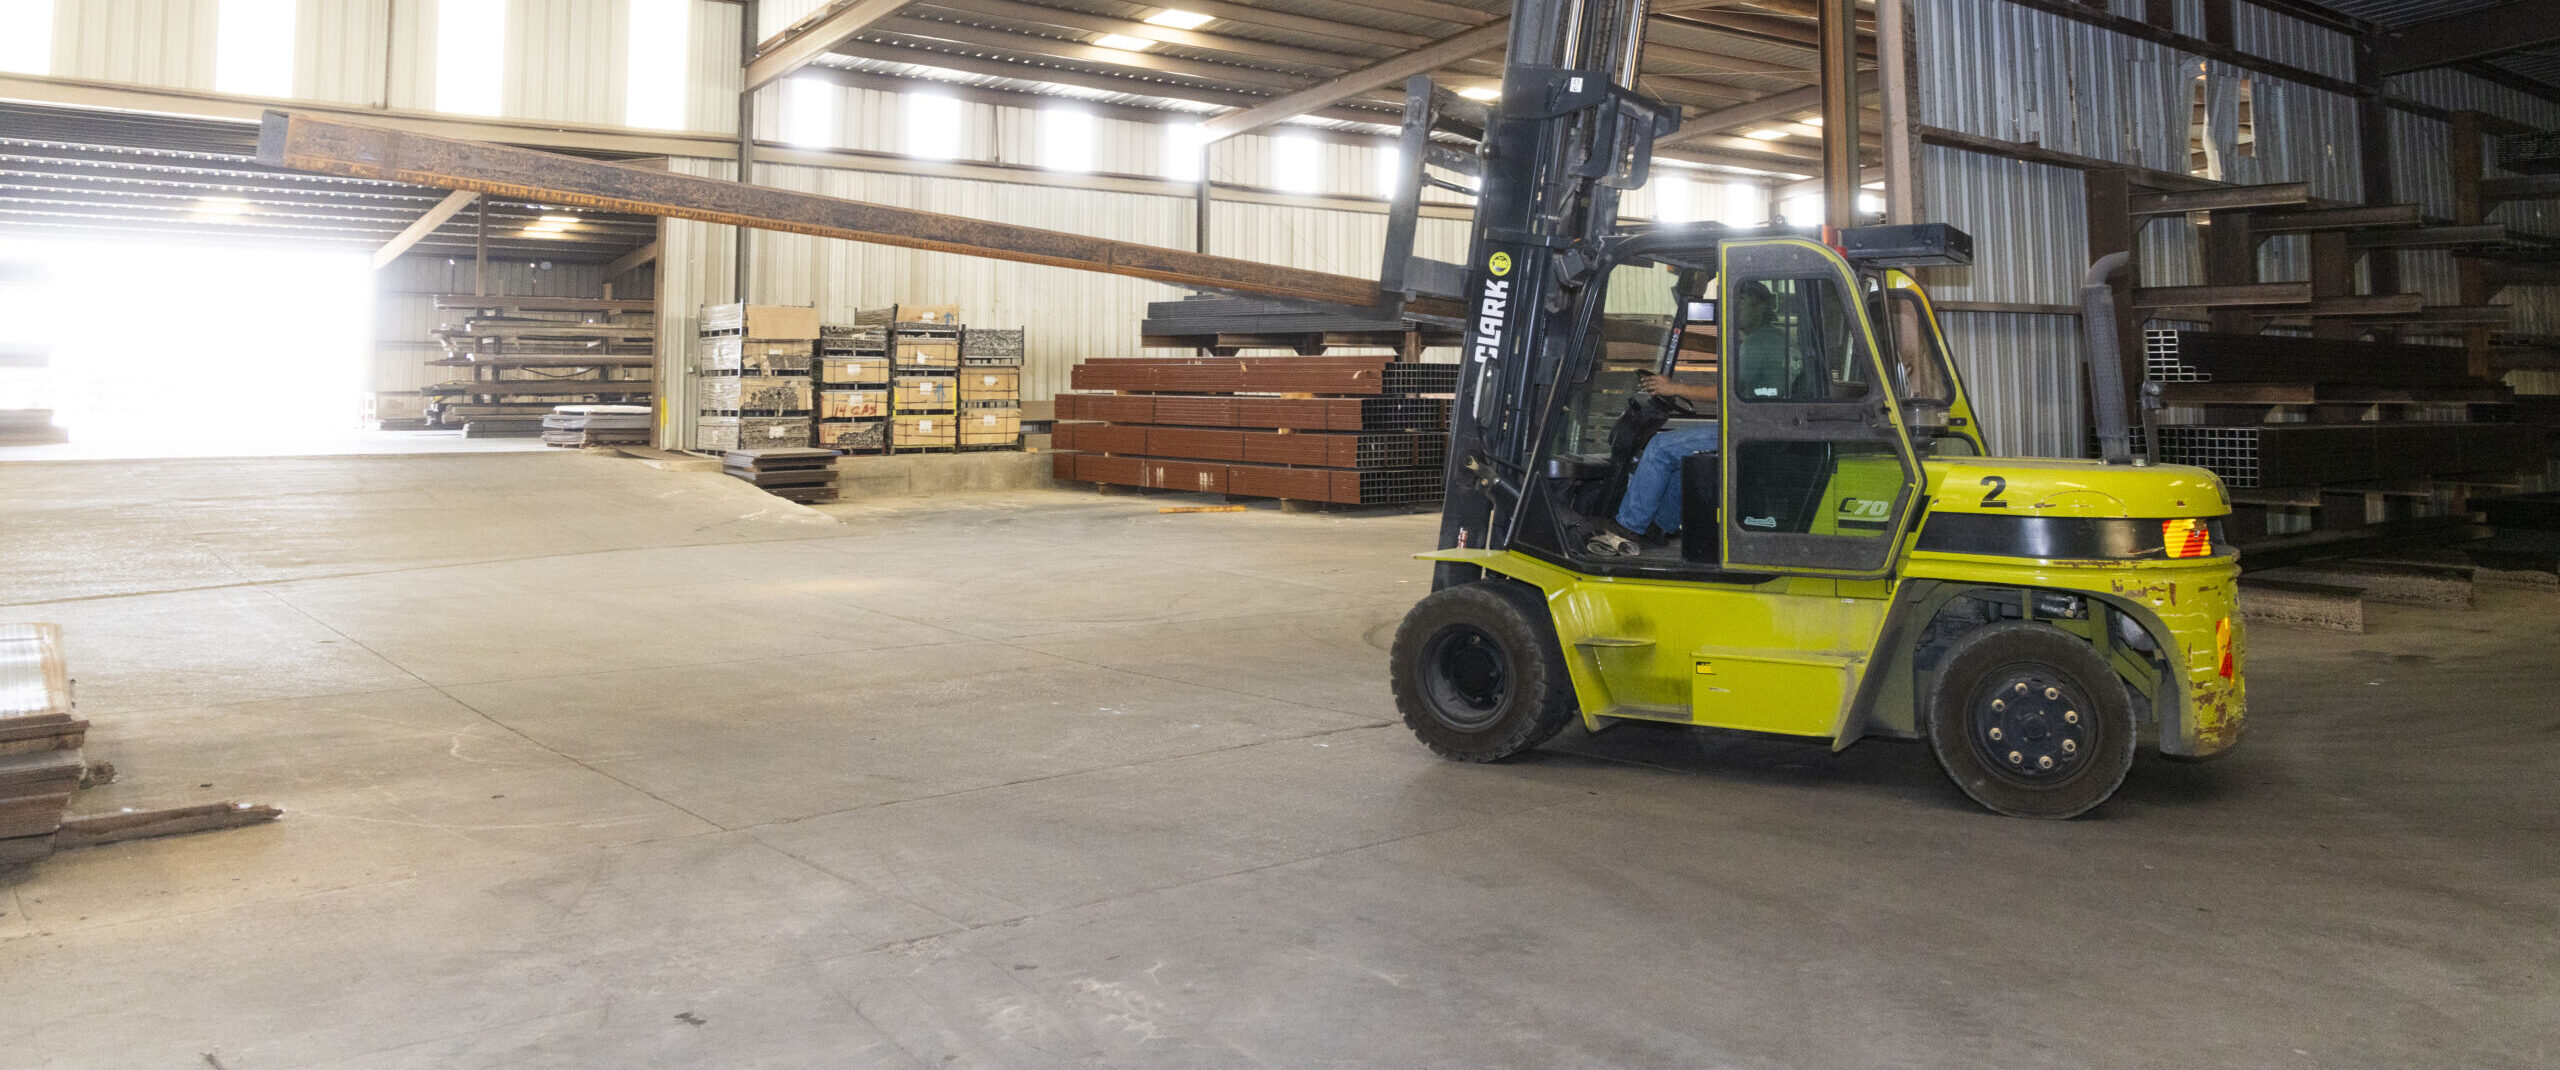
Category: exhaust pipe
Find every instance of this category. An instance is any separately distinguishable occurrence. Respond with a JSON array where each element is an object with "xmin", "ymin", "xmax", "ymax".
[{"xmin": 2080, "ymin": 252, "xmax": 2136, "ymax": 466}]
